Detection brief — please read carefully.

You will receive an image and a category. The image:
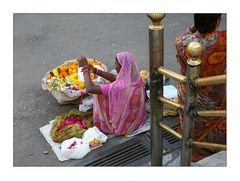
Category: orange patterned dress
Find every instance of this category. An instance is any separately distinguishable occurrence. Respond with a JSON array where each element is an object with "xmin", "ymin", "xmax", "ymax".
[{"xmin": 175, "ymin": 28, "xmax": 226, "ymax": 161}]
